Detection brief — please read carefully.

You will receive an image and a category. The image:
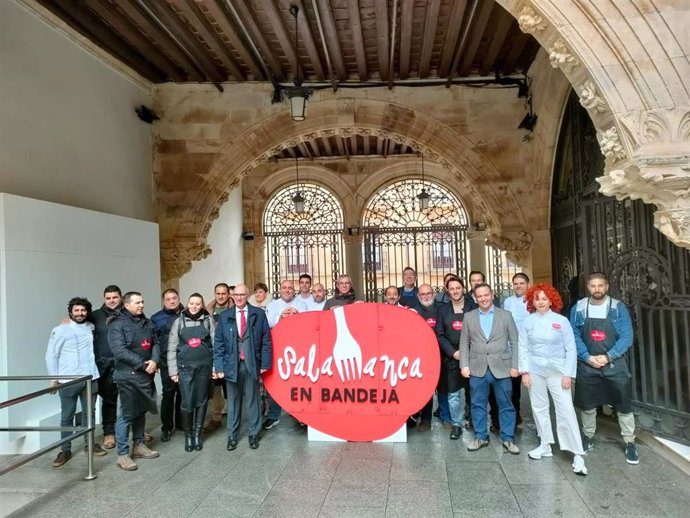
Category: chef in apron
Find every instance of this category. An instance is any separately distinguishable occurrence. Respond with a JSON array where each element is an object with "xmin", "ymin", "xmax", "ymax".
[
  {"xmin": 167, "ymin": 293, "xmax": 215, "ymax": 452},
  {"xmin": 108, "ymin": 291, "xmax": 160, "ymax": 471},
  {"xmin": 570, "ymin": 272, "xmax": 638, "ymax": 465}
]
